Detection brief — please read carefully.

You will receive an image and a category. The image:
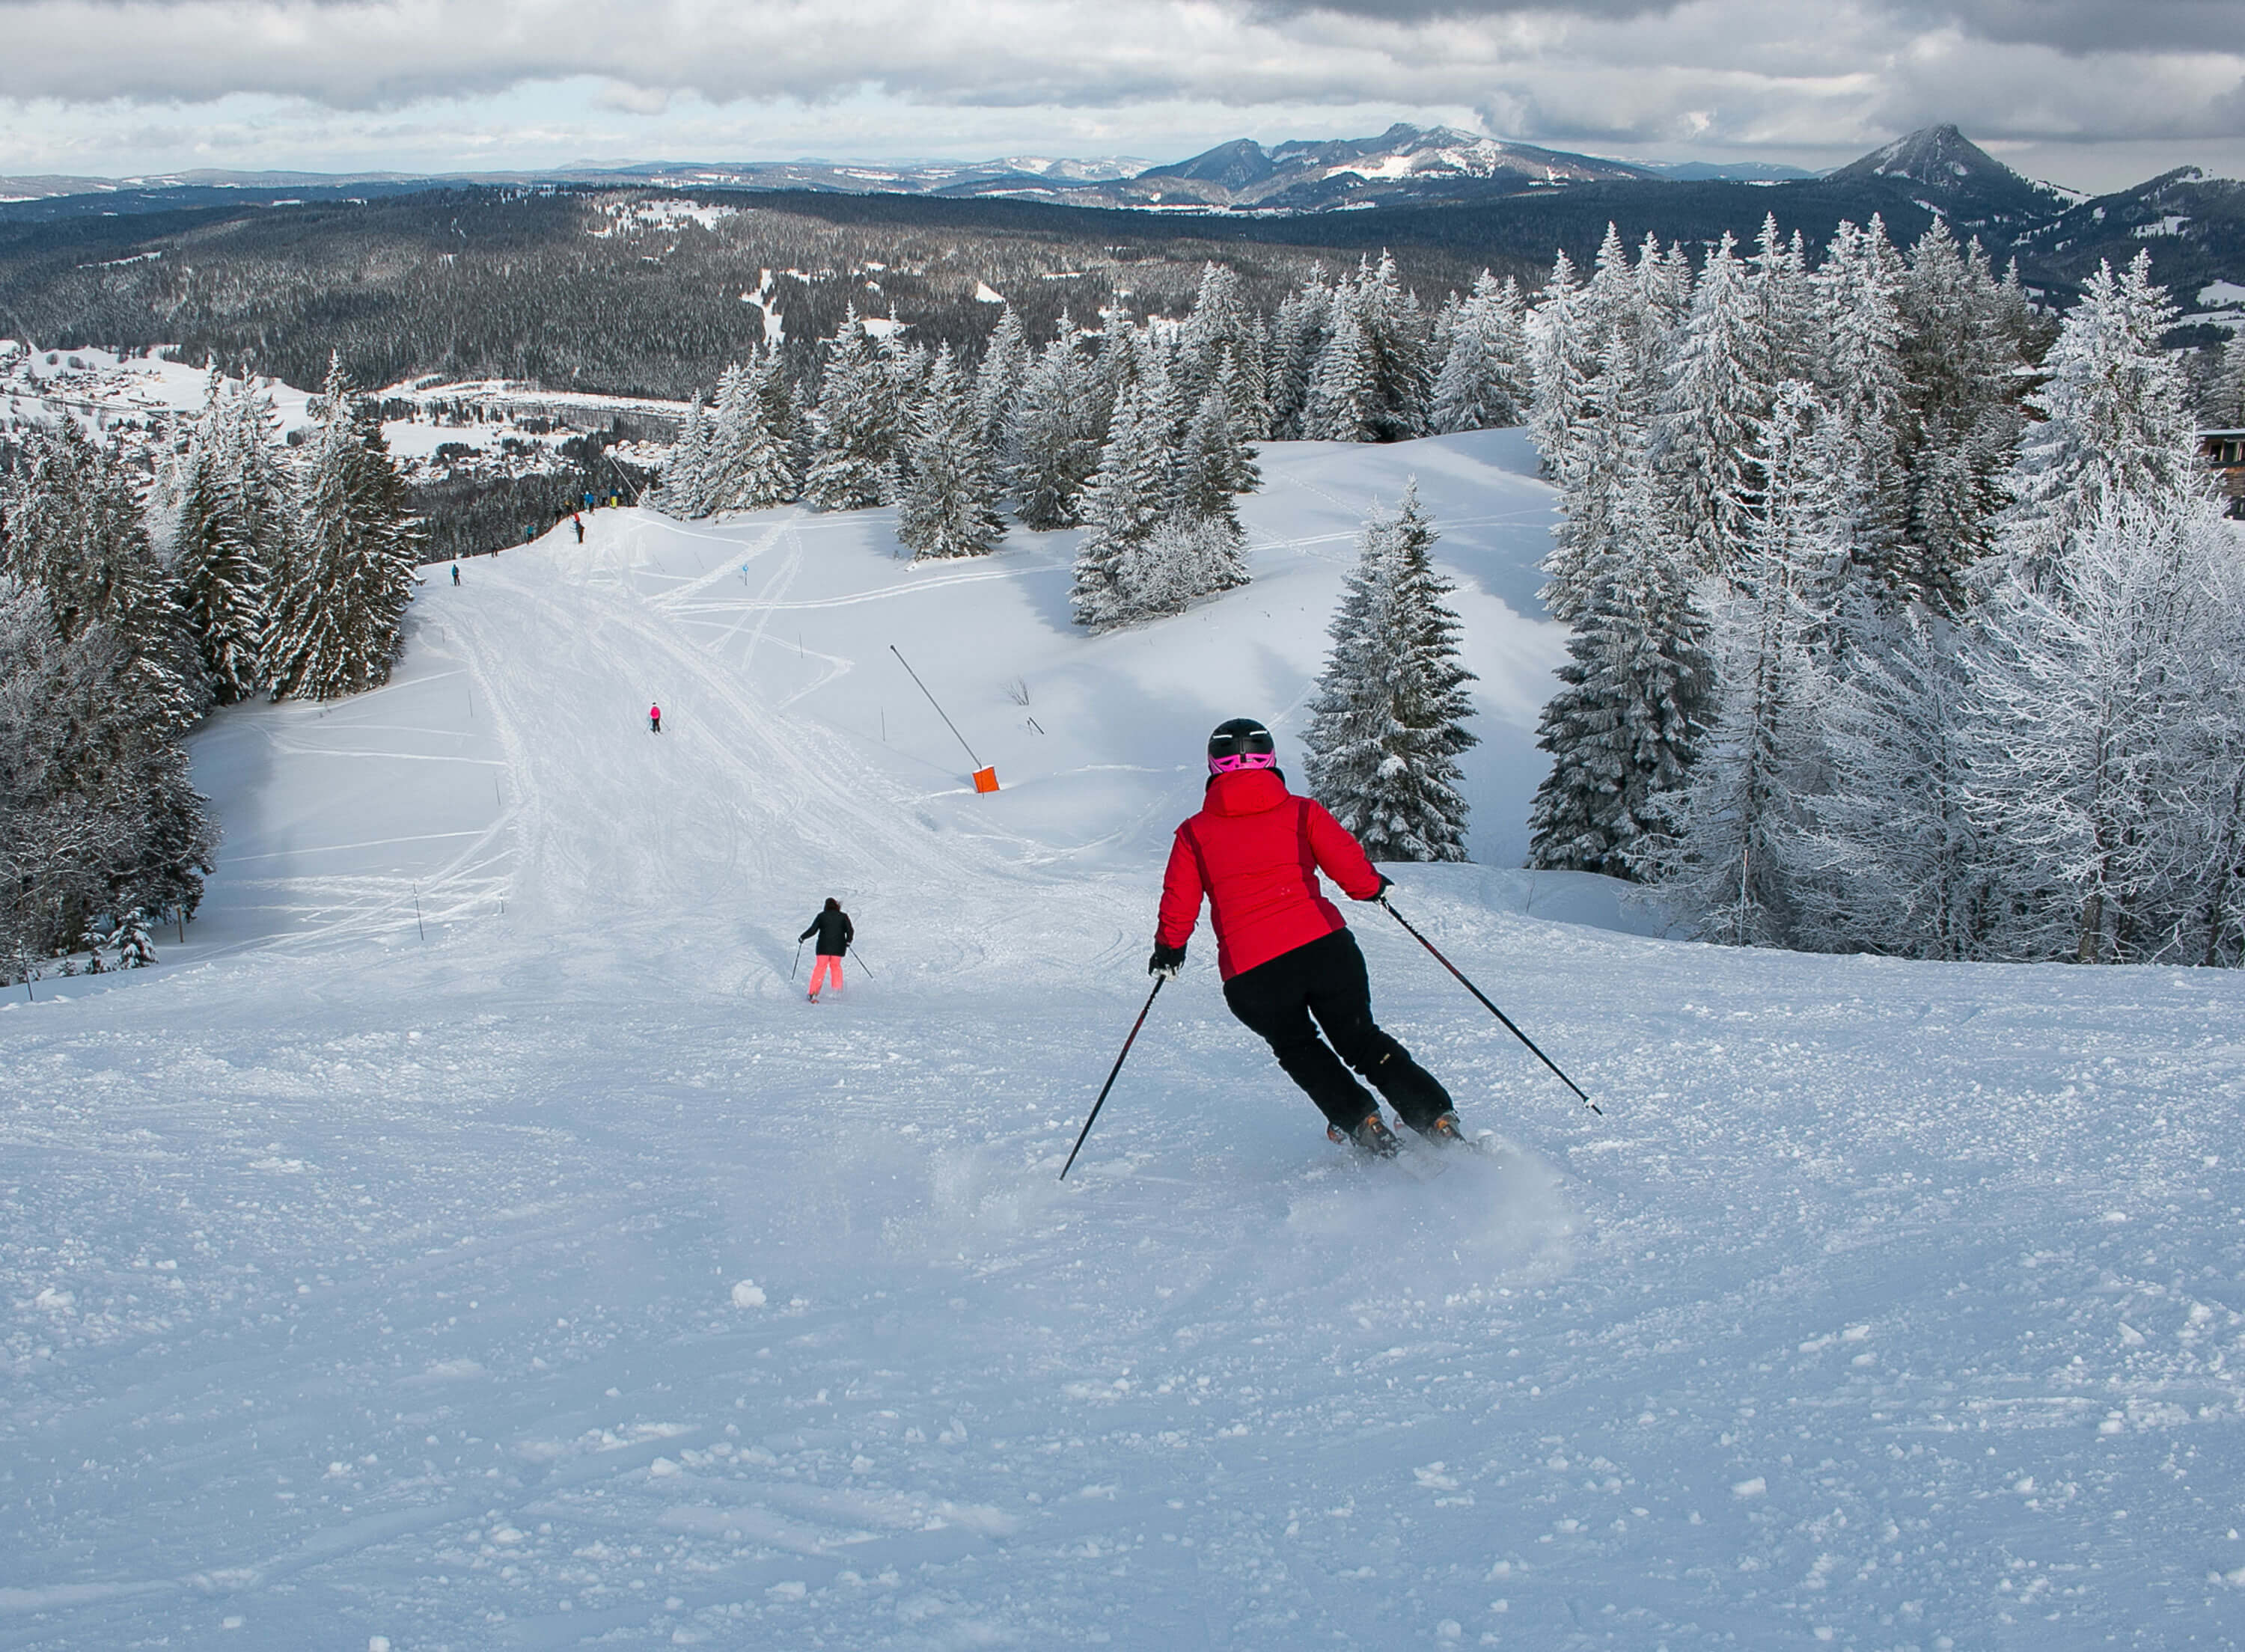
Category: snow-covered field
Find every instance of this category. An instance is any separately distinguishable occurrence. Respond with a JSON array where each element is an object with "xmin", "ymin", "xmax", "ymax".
[{"xmin": 5, "ymin": 433, "xmax": 2244, "ymax": 1650}]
